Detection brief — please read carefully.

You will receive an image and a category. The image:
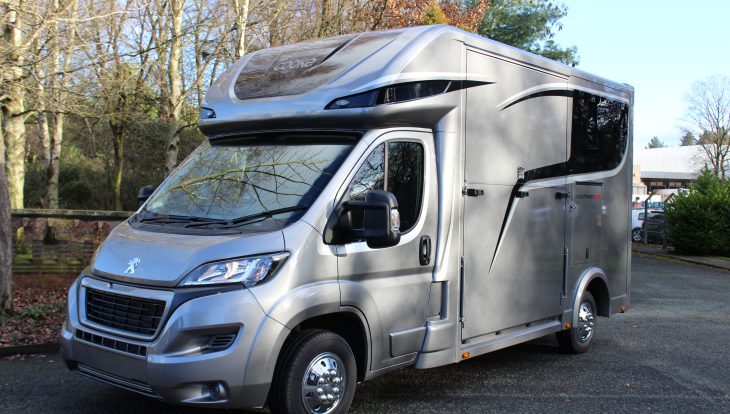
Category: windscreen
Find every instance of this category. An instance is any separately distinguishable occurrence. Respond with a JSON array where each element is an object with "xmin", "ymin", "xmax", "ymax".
[
  {"xmin": 142, "ymin": 138, "xmax": 353, "ymax": 225},
  {"xmin": 234, "ymin": 30, "xmax": 404, "ymax": 100}
]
